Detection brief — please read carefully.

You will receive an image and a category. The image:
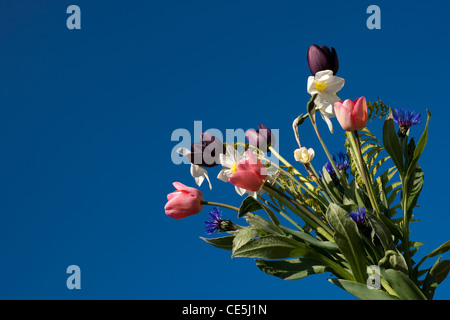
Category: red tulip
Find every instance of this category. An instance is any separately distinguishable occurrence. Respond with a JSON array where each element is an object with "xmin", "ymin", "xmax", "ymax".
[
  {"xmin": 334, "ymin": 97, "xmax": 368, "ymax": 131},
  {"xmin": 164, "ymin": 182, "xmax": 204, "ymax": 219},
  {"xmin": 229, "ymin": 150, "xmax": 267, "ymax": 192}
]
